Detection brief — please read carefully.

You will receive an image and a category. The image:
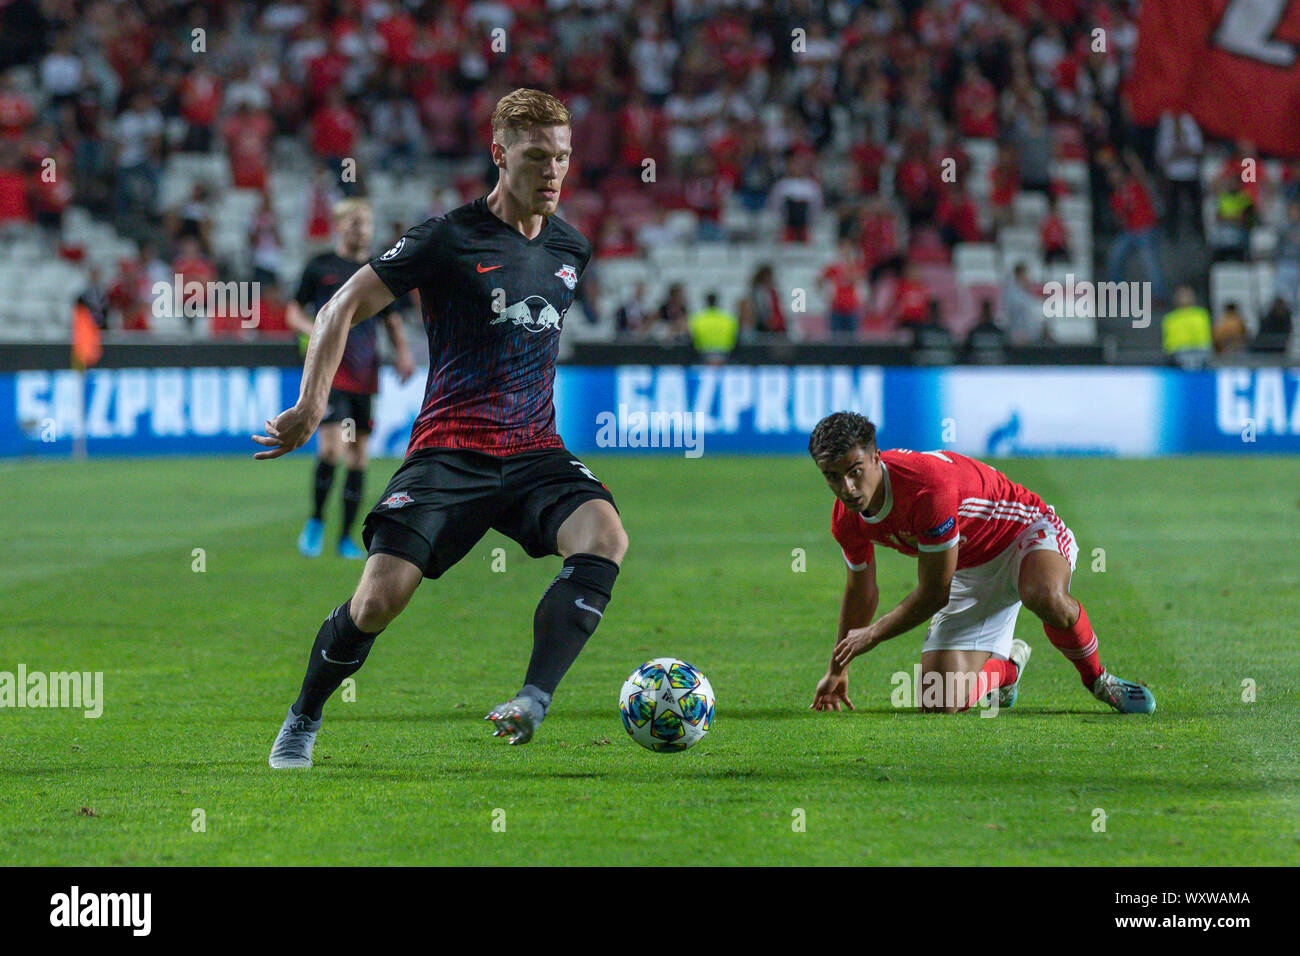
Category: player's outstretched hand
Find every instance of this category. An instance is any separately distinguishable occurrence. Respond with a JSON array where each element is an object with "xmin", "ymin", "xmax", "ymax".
[
  {"xmin": 832, "ymin": 625, "xmax": 878, "ymax": 669},
  {"xmin": 395, "ymin": 353, "xmax": 416, "ymax": 383},
  {"xmin": 252, "ymin": 404, "xmax": 319, "ymax": 460},
  {"xmin": 811, "ymin": 670, "xmax": 854, "ymax": 712}
]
